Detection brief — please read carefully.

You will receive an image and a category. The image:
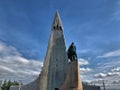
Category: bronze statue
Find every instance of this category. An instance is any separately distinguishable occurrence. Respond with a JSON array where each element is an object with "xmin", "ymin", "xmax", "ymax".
[{"xmin": 67, "ymin": 42, "xmax": 77, "ymax": 62}]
